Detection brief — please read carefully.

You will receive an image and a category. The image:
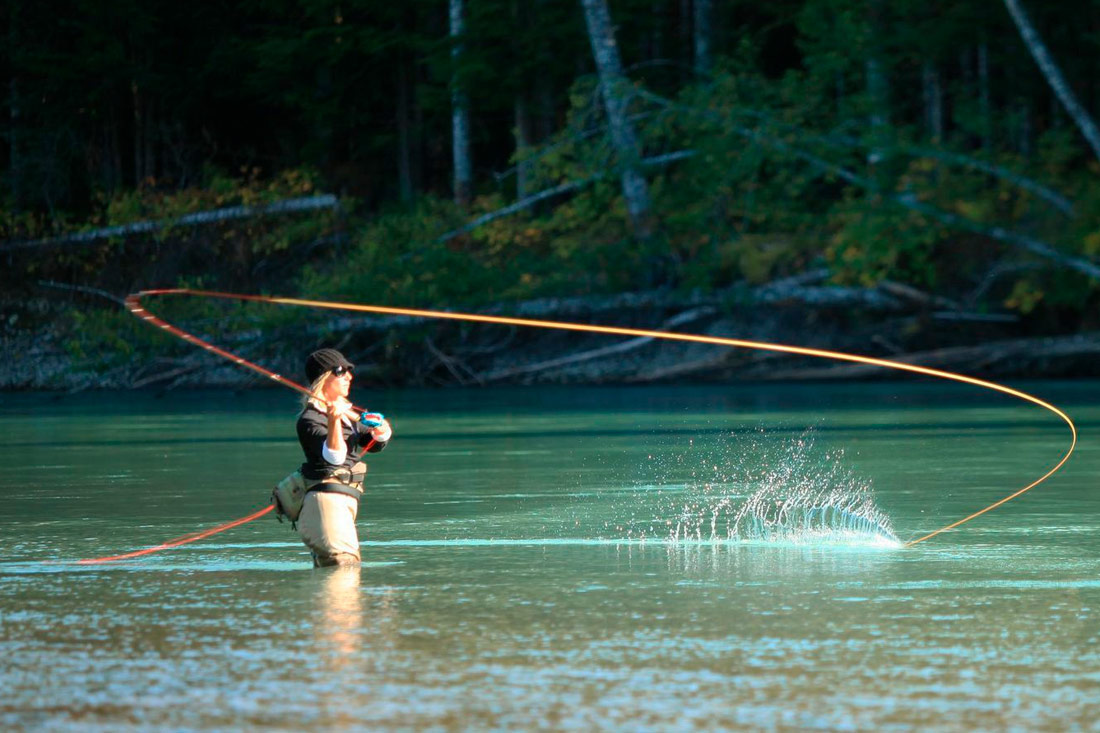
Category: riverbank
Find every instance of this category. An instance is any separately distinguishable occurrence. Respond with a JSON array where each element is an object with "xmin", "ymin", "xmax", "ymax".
[{"xmin": 5, "ymin": 283, "xmax": 1099, "ymax": 391}]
